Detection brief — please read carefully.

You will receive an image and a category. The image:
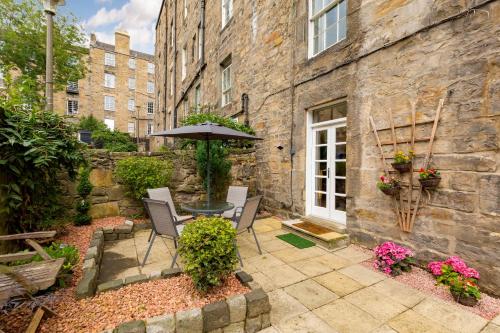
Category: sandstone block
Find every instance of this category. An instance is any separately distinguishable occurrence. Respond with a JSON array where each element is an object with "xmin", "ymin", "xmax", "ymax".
[
  {"xmin": 227, "ymin": 294, "xmax": 246, "ymax": 323},
  {"xmin": 82, "ymin": 258, "xmax": 96, "ymax": 270},
  {"xmin": 146, "ymin": 314, "xmax": 175, "ymax": 333},
  {"xmin": 176, "ymin": 308, "xmax": 203, "ymax": 333},
  {"xmin": 244, "ymin": 315, "xmax": 261, "ymax": 333},
  {"xmin": 108, "ymin": 185, "xmax": 126, "ymax": 201},
  {"xmin": 124, "ymin": 274, "xmax": 149, "ymax": 286},
  {"xmin": 161, "ymin": 267, "xmax": 182, "ymax": 278},
  {"xmin": 105, "ymin": 233, "xmax": 118, "ymax": 241},
  {"xmin": 223, "ymin": 322, "xmax": 244, "ymax": 333},
  {"xmin": 203, "ymin": 301, "xmax": 230, "ymax": 331},
  {"xmin": 430, "ymin": 190, "xmax": 476, "ymax": 213},
  {"xmin": 76, "ymin": 267, "xmax": 97, "ymax": 299},
  {"xmin": 90, "ymin": 168, "xmax": 114, "ymax": 187},
  {"xmin": 119, "ymin": 233, "xmax": 134, "ymax": 239},
  {"xmin": 85, "ymin": 246, "xmax": 98, "ymax": 260},
  {"xmin": 115, "ymin": 320, "xmax": 146, "ymax": 333},
  {"xmin": 114, "ymin": 224, "xmax": 133, "ymax": 234},
  {"xmin": 245, "ymin": 289, "xmax": 271, "ymax": 318},
  {"xmin": 261, "ymin": 313, "xmax": 271, "ymax": 329},
  {"xmin": 90, "ymin": 202, "xmax": 120, "ymax": 219},
  {"xmin": 97, "ymin": 279, "xmax": 123, "ymax": 293},
  {"xmin": 103, "ymin": 226, "xmax": 114, "ymax": 234},
  {"xmin": 479, "ymin": 175, "xmax": 500, "ymax": 216}
]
